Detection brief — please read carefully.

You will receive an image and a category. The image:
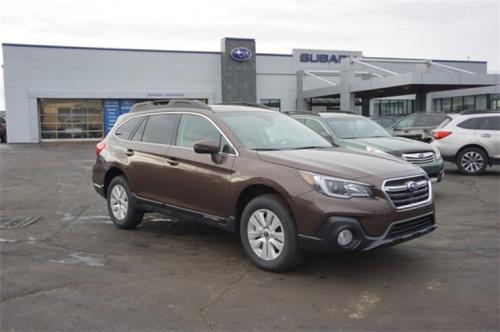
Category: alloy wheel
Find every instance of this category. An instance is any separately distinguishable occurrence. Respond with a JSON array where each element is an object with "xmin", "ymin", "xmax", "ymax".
[
  {"xmin": 461, "ymin": 151, "xmax": 484, "ymax": 173},
  {"xmin": 110, "ymin": 184, "xmax": 128, "ymax": 220},
  {"xmin": 247, "ymin": 209, "xmax": 285, "ymax": 261}
]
